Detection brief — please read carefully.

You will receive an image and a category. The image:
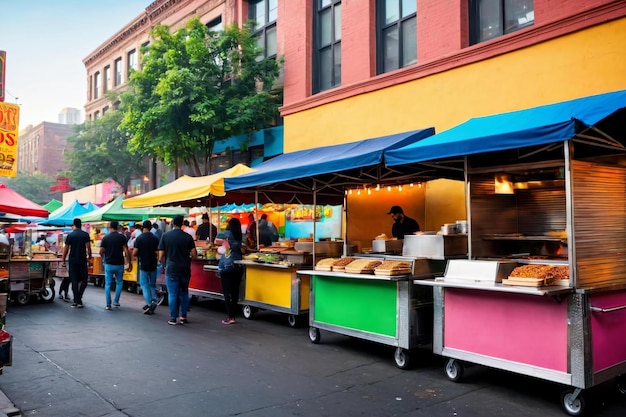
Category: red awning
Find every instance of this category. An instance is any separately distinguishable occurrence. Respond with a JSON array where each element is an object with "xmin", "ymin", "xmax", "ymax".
[{"xmin": 0, "ymin": 184, "xmax": 49, "ymax": 218}]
